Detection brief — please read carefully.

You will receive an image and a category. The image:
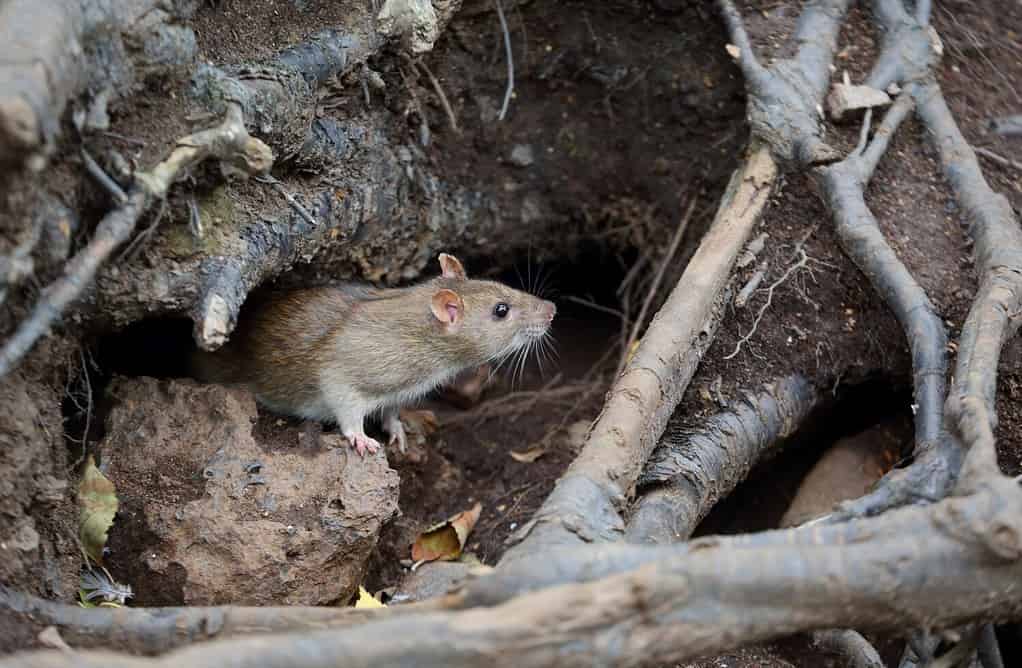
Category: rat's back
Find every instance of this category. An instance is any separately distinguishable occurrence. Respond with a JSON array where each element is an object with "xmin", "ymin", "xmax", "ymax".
[{"xmin": 190, "ymin": 285, "xmax": 365, "ymax": 419}]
